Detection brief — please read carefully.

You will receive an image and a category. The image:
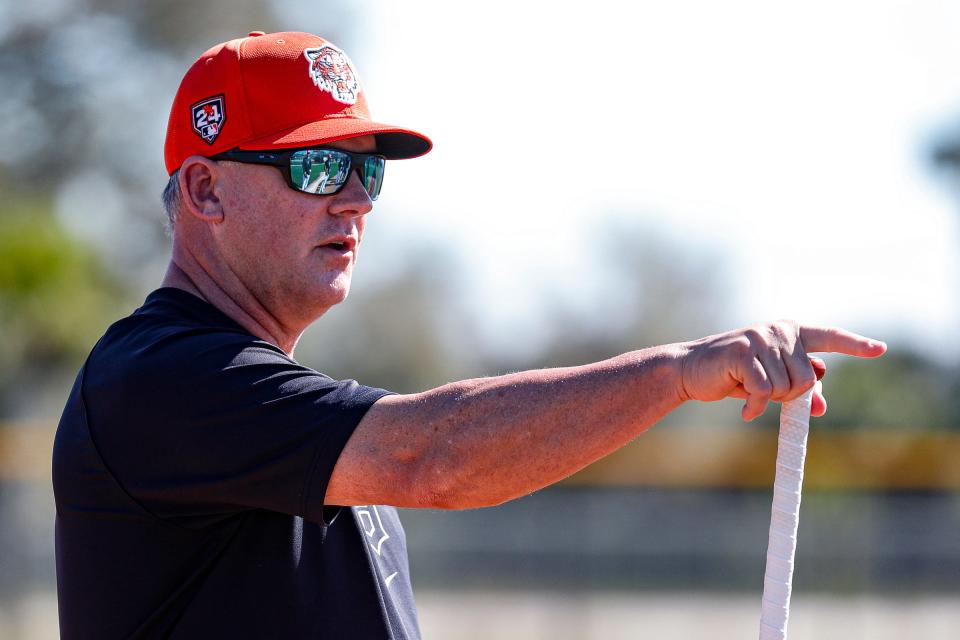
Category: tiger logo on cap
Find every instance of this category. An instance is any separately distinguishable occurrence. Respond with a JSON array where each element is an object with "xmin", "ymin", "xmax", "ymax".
[{"xmin": 304, "ymin": 45, "xmax": 359, "ymax": 105}]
